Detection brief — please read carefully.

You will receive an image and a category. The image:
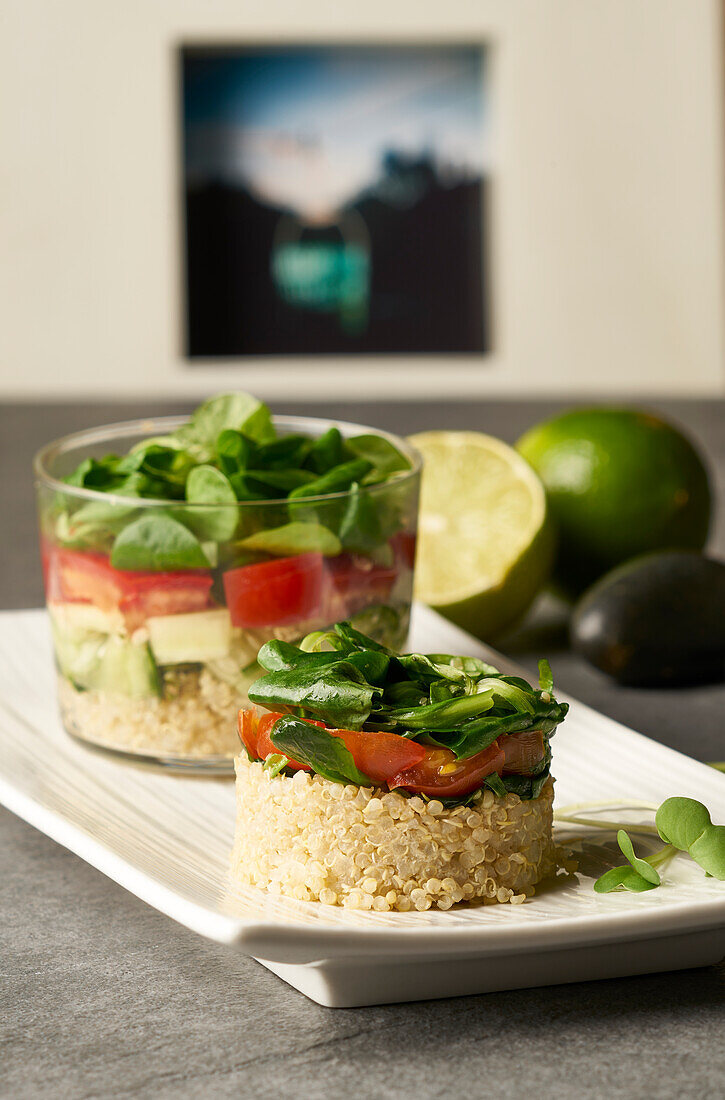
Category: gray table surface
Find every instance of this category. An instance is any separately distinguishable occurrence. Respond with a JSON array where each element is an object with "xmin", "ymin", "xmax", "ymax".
[{"xmin": 2, "ymin": 398, "xmax": 724, "ymax": 1099}]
